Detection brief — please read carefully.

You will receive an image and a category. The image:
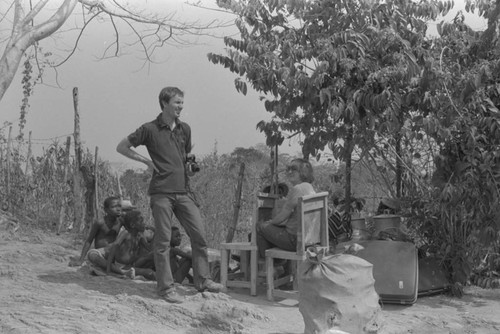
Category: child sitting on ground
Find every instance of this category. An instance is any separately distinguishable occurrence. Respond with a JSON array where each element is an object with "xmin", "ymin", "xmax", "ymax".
[
  {"xmin": 132, "ymin": 226, "xmax": 156, "ymax": 279},
  {"xmin": 170, "ymin": 226, "xmax": 194, "ymax": 284},
  {"xmin": 86, "ymin": 210, "xmax": 148, "ymax": 279}
]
